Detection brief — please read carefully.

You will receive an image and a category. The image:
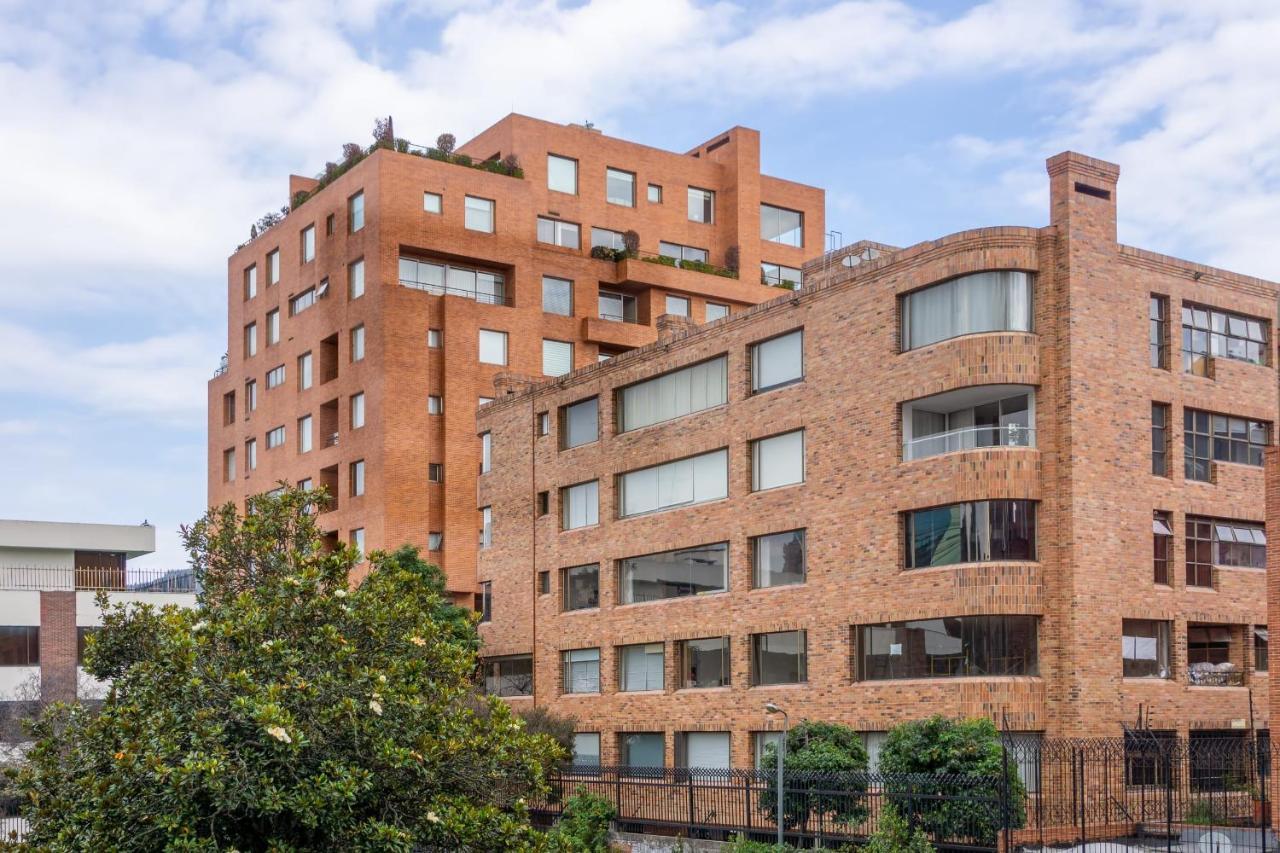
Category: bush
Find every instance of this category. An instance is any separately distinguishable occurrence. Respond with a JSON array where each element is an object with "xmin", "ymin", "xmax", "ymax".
[
  {"xmin": 864, "ymin": 804, "xmax": 934, "ymax": 853},
  {"xmin": 759, "ymin": 721, "xmax": 869, "ymax": 831},
  {"xmin": 589, "ymin": 246, "xmax": 626, "ymax": 262},
  {"xmin": 642, "ymin": 254, "xmax": 677, "ymax": 267},
  {"xmin": 517, "ymin": 706, "xmax": 577, "ymax": 757},
  {"xmin": 724, "ymin": 244, "xmax": 740, "ymax": 272},
  {"xmin": 548, "ymin": 788, "xmax": 615, "ymax": 851},
  {"xmin": 622, "ymin": 230, "xmax": 640, "ymax": 257},
  {"xmin": 724, "ymin": 834, "xmax": 800, "ymax": 853}
]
